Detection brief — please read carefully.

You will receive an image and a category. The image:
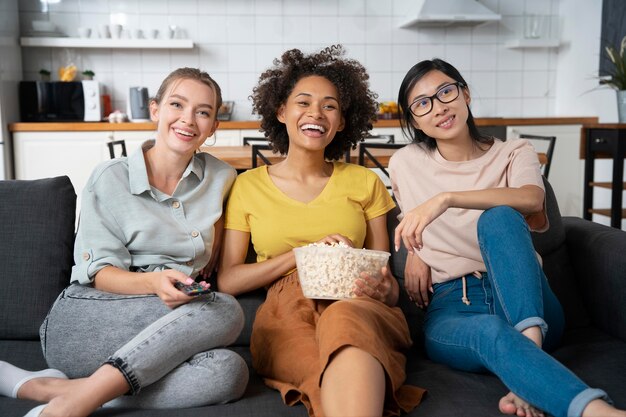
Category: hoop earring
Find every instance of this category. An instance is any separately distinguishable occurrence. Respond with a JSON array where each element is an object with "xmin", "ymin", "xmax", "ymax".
[{"xmin": 203, "ymin": 135, "xmax": 217, "ymax": 147}]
